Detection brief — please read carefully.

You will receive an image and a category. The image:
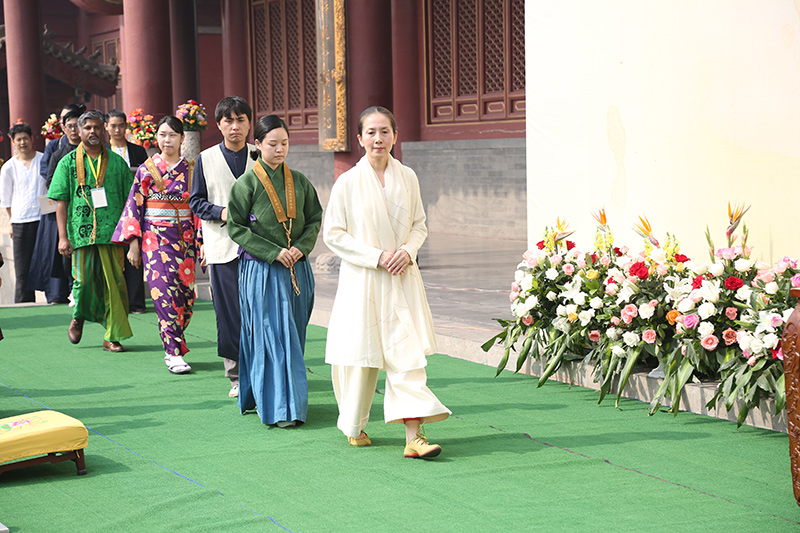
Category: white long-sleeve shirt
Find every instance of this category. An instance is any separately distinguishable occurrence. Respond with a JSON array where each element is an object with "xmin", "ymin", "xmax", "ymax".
[{"xmin": 0, "ymin": 152, "xmax": 45, "ymax": 223}]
